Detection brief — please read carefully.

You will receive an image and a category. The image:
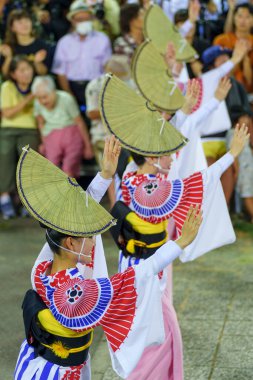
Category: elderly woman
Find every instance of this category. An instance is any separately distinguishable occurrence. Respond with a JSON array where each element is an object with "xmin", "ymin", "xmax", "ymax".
[{"xmin": 32, "ymin": 75, "xmax": 93, "ymax": 178}]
